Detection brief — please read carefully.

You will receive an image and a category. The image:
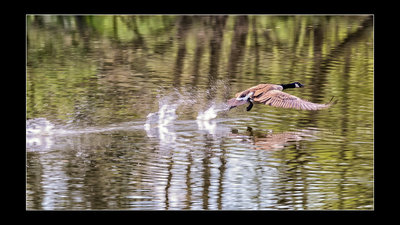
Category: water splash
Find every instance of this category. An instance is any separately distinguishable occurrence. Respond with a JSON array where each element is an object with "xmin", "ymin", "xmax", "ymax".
[
  {"xmin": 144, "ymin": 88, "xmax": 230, "ymax": 138},
  {"xmin": 26, "ymin": 117, "xmax": 55, "ymax": 135},
  {"xmin": 26, "ymin": 118, "xmax": 55, "ymax": 151},
  {"xmin": 144, "ymin": 95, "xmax": 179, "ymax": 130},
  {"xmin": 144, "ymin": 94, "xmax": 180, "ymax": 143},
  {"xmin": 196, "ymin": 105, "xmax": 217, "ymax": 121},
  {"xmin": 196, "ymin": 103, "xmax": 228, "ymax": 121},
  {"xmin": 196, "ymin": 103, "xmax": 228, "ymax": 135}
]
